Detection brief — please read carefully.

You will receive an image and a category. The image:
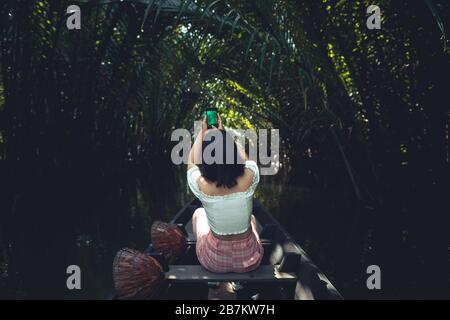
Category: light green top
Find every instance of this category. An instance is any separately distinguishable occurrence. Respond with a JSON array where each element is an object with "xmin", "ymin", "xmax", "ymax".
[{"xmin": 187, "ymin": 160, "xmax": 260, "ymax": 235}]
